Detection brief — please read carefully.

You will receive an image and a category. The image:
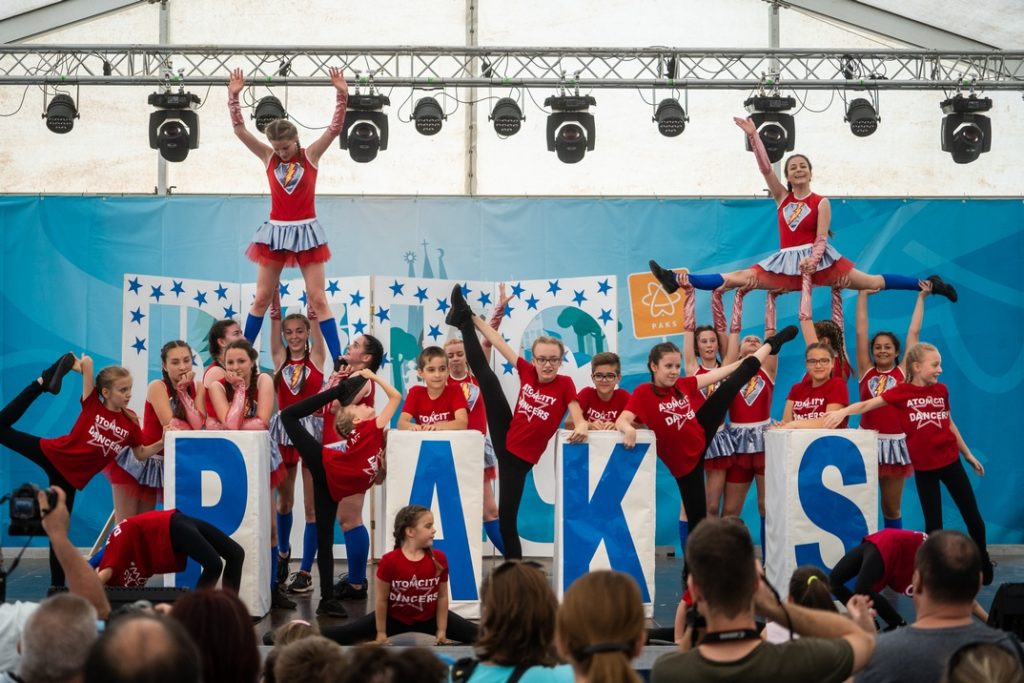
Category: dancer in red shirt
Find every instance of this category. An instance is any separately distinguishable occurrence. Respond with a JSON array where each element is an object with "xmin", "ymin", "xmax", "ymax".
[
  {"xmin": 779, "ymin": 343, "xmax": 850, "ymax": 428},
  {"xmin": 566, "ymin": 351, "xmax": 630, "ymax": 430},
  {"xmin": 398, "ymin": 347, "xmax": 469, "ymax": 431}
]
